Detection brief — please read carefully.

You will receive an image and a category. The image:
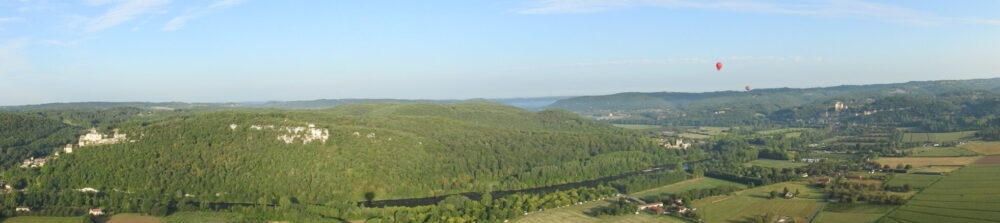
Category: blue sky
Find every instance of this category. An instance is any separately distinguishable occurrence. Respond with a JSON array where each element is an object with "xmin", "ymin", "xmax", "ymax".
[{"xmin": 1, "ymin": 0, "xmax": 998, "ymax": 105}]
